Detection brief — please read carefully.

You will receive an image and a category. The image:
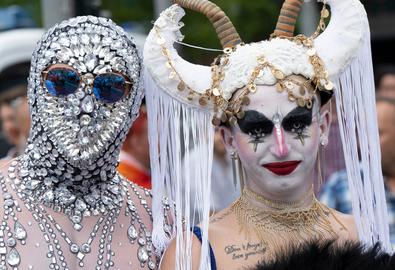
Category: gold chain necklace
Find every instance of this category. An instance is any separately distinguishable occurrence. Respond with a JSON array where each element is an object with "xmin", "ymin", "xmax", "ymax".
[
  {"xmin": 243, "ymin": 187, "xmax": 313, "ymax": 210},
  {"xmin": 231, "ymin": 190, "xmax": 339, "ymax": 256}
]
